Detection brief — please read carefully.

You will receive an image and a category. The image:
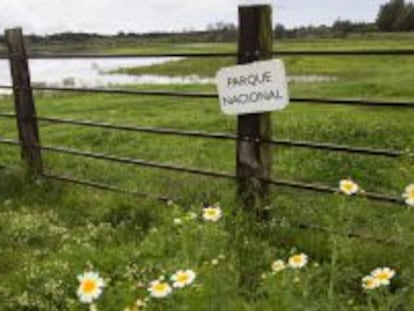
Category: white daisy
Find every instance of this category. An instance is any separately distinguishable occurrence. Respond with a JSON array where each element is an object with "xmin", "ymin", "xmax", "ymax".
[
  {"xmin": 173, "ymin": 218, "xmax": 182, "ymax": 225},
  {"xmin": 288, "ymin": 253, "xmax": 308, "ymax": 269},
  {"xmin": 403, "ymin": 184, "xmax": 414, "ymax": 207},
  {"xmin": 147, "ymin": 280, "xmax": 172, "ymax": 298},
  {"xmin": 77, "ymin": 271, "xmax": 105, "ymax": 304},
  {"xmin": 362, "ymin": 275, "xmax": 380, "ymax": 290},
  {"xmin": 339, "ymin": 179, "xmax": 360, "ymax": 195},
  {"xmin": 170, "ymin": 269, "xmax": 196, "ymax": 288},
  {"xmin": 202, "ymin": 206, "xmax": 222, "ymax": 222},
  {"xmin": 371, "ymin": 267, "xmax": 396, "ymax": 286},
  {"xmin": 135, "ymin": 299, "xmax": 146, "ymax": 307},
  {"xmin": 271, "ymin": 259, "xmax": 286, "ymax": 272},
  {"xmin": 187, "ymin": 212, "xmax": 198, "ymax": 220}
]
